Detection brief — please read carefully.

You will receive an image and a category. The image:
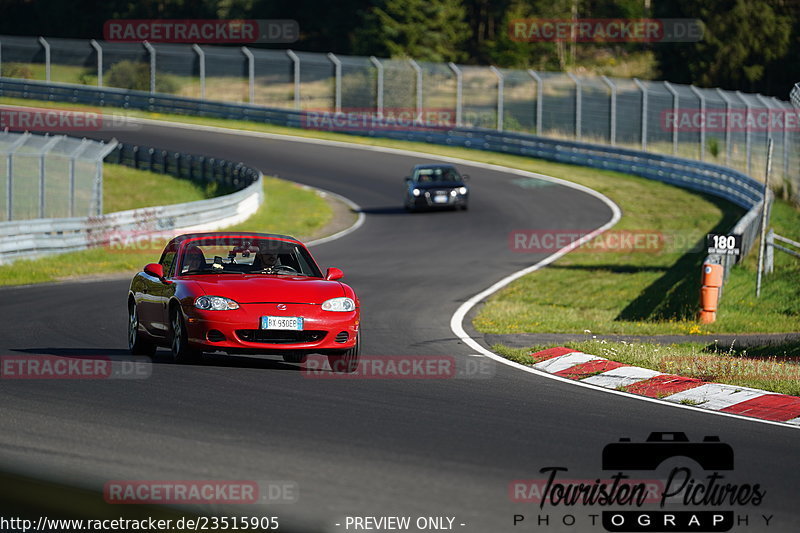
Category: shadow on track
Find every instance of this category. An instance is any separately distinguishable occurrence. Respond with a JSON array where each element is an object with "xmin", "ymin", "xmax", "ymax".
[{"xmin": 9, "ymin": 347, "xmax": 304, "ymax": 372}]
